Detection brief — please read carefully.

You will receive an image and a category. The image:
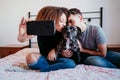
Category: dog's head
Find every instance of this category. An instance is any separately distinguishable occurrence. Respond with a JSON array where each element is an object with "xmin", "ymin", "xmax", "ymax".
[
  {"xmin": 62, "ymin": 26, "xmax": 78, "ymax": 41},
  {"xmin": 61, "ymin": 26, "xmax": 81, "ymax": 51}
]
